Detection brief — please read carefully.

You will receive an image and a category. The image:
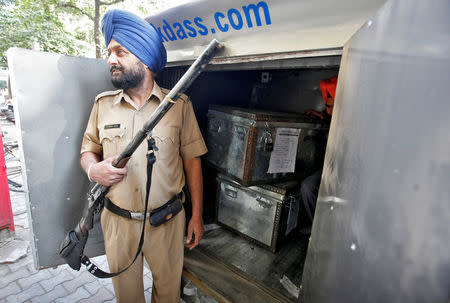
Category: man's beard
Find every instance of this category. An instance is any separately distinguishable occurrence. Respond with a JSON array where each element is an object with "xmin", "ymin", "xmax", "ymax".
[{"xmin": 110, "ymin": 62, "xmax": 146, "ymax": 90}]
